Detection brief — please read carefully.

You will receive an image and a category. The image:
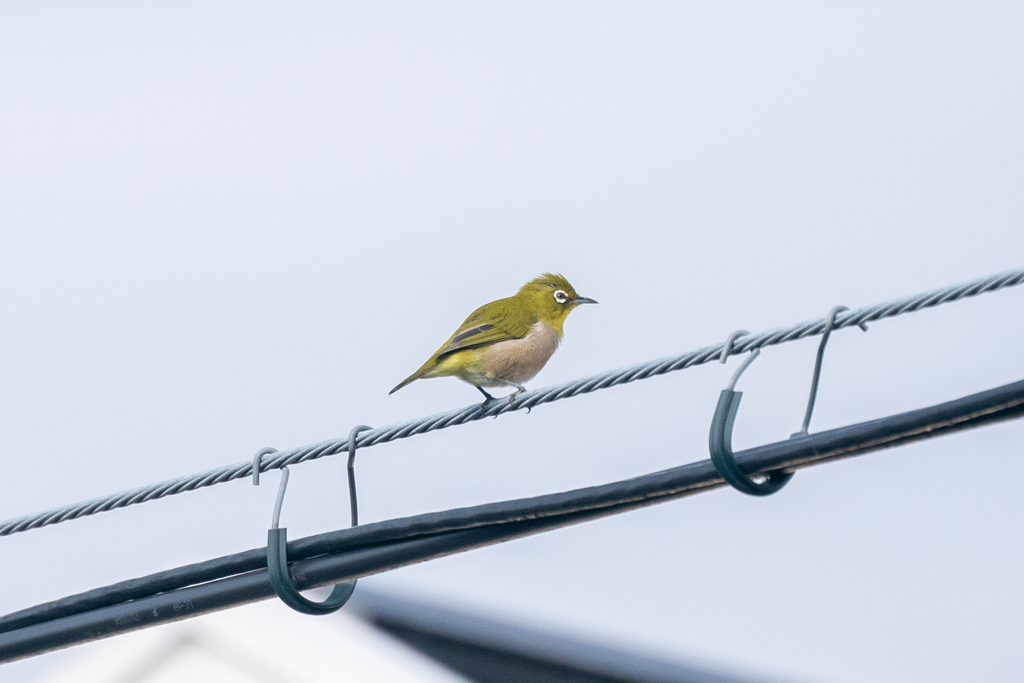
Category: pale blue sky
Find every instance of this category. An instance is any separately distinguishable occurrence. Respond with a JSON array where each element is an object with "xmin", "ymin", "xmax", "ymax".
[{"xmin": 2, "ymin": 3, "xmax": 1023, "ymax": 681}]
